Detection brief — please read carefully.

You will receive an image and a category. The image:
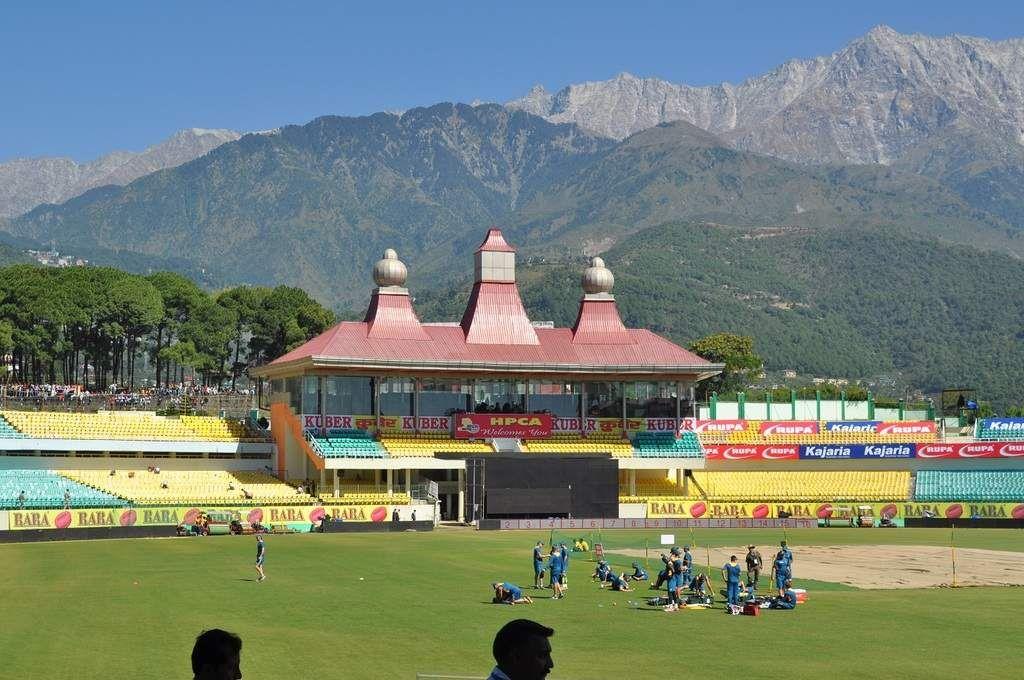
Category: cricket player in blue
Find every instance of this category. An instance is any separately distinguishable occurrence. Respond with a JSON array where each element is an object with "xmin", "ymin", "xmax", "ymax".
[
  {"xmin": 609, "ymin": 572, "xmax": 632, "ymax": 592},
  {"xmin": 722, "ymin": 555, "xmax": 742, "ymax": 605},
  {"xmin": 629, "ymin": 561, "xmax": 648, "ymax": 581},
  {"xmin": 548, "ymin": 546, "xmax": 565, "ymax": 599},
  {"xmin": 681, "ymin": 545, "xmax": 694, "ymax": 588},
  {"xmin": 592, "ymin": 560, "xmax": 611, "ymax": 582},
  {"xmin": 772, "ymin": 553, "xmax": 792, "ymax": 597},
  {"xmin": 777, "ymin": 540, "xmax": 794, "ymax": 573},
  {"xmin": 255, "ymin": 535, "xmax": 266, "ymax": 582},
  {"xmin": 492, "ymin": 582, "xmax": 534, "ymax": 605},
  {"xmin": 771, "ymin": 580, "xmax": 798, "ymax": 609},
  {"xmin": 559, "ymin": 543, "xmax": 569, "ymax": 589},
  {"xmin": 532, "ymin": 541, "xmax": 546, "ymax": 589},
  {"xmin": 664, "ymin": 548, "xmax": 684, "ymax": 611}
]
